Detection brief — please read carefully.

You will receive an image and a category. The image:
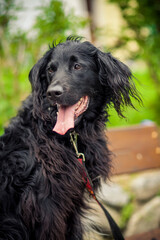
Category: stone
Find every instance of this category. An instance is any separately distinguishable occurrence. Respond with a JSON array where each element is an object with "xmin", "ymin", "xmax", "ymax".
[
  {"xmin": 131, "ymin": 170, "xmax": 160, "ymax": 201},
  {"xmin": 98, "ymin": 182, "xmax": 130, "ymax": 208},
  {"xmin": 125, "ymin": 196, "xmax": 160, "ymax": 237}
]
